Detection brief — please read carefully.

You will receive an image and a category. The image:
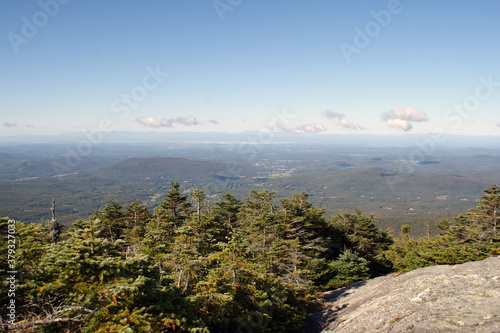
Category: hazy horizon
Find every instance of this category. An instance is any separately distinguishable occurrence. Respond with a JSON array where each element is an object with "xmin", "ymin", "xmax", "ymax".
[{"xmin": 2, "ymin": 130, "xmax": 500, "ymax": 148}]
